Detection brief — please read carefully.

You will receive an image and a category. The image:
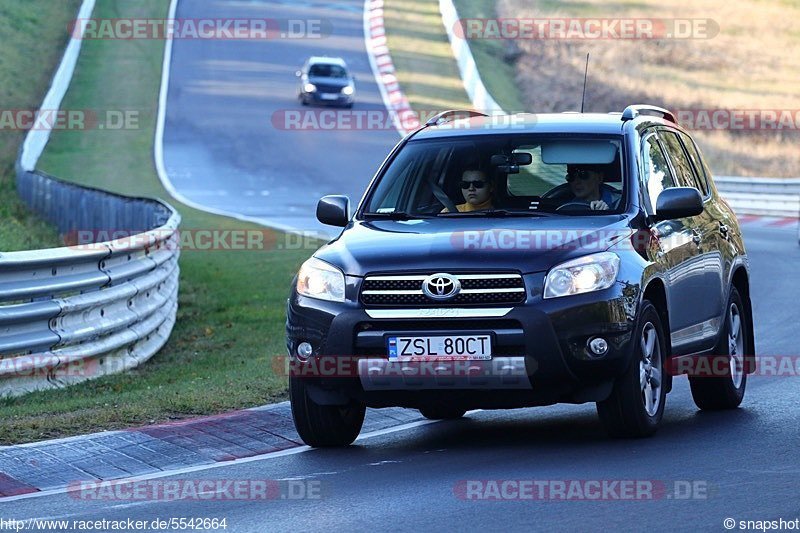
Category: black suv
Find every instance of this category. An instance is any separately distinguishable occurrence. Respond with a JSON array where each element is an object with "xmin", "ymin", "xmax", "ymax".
[{"xmin": 286, "ymin": 106, "xmax": 755, "ymax": 446}]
